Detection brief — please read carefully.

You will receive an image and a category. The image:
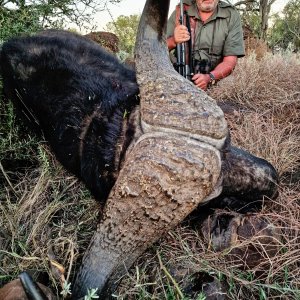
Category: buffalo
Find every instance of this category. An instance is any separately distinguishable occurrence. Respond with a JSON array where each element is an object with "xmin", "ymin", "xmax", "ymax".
[{"xmin": 0, "ymin": 0, "xmax": 278, "ymax": 298}]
